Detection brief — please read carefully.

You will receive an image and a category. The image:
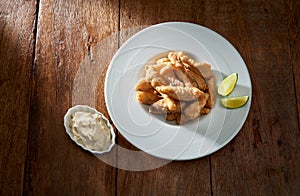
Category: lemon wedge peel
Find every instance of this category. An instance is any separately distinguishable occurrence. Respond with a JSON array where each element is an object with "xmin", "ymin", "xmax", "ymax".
[
  {"xmin": 217, "ymin": 73, "xmax": 238, "ymax": 96},
  {"xmin": 221, "ymin": 96, "xmax": 249, "ymax": 109}
]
